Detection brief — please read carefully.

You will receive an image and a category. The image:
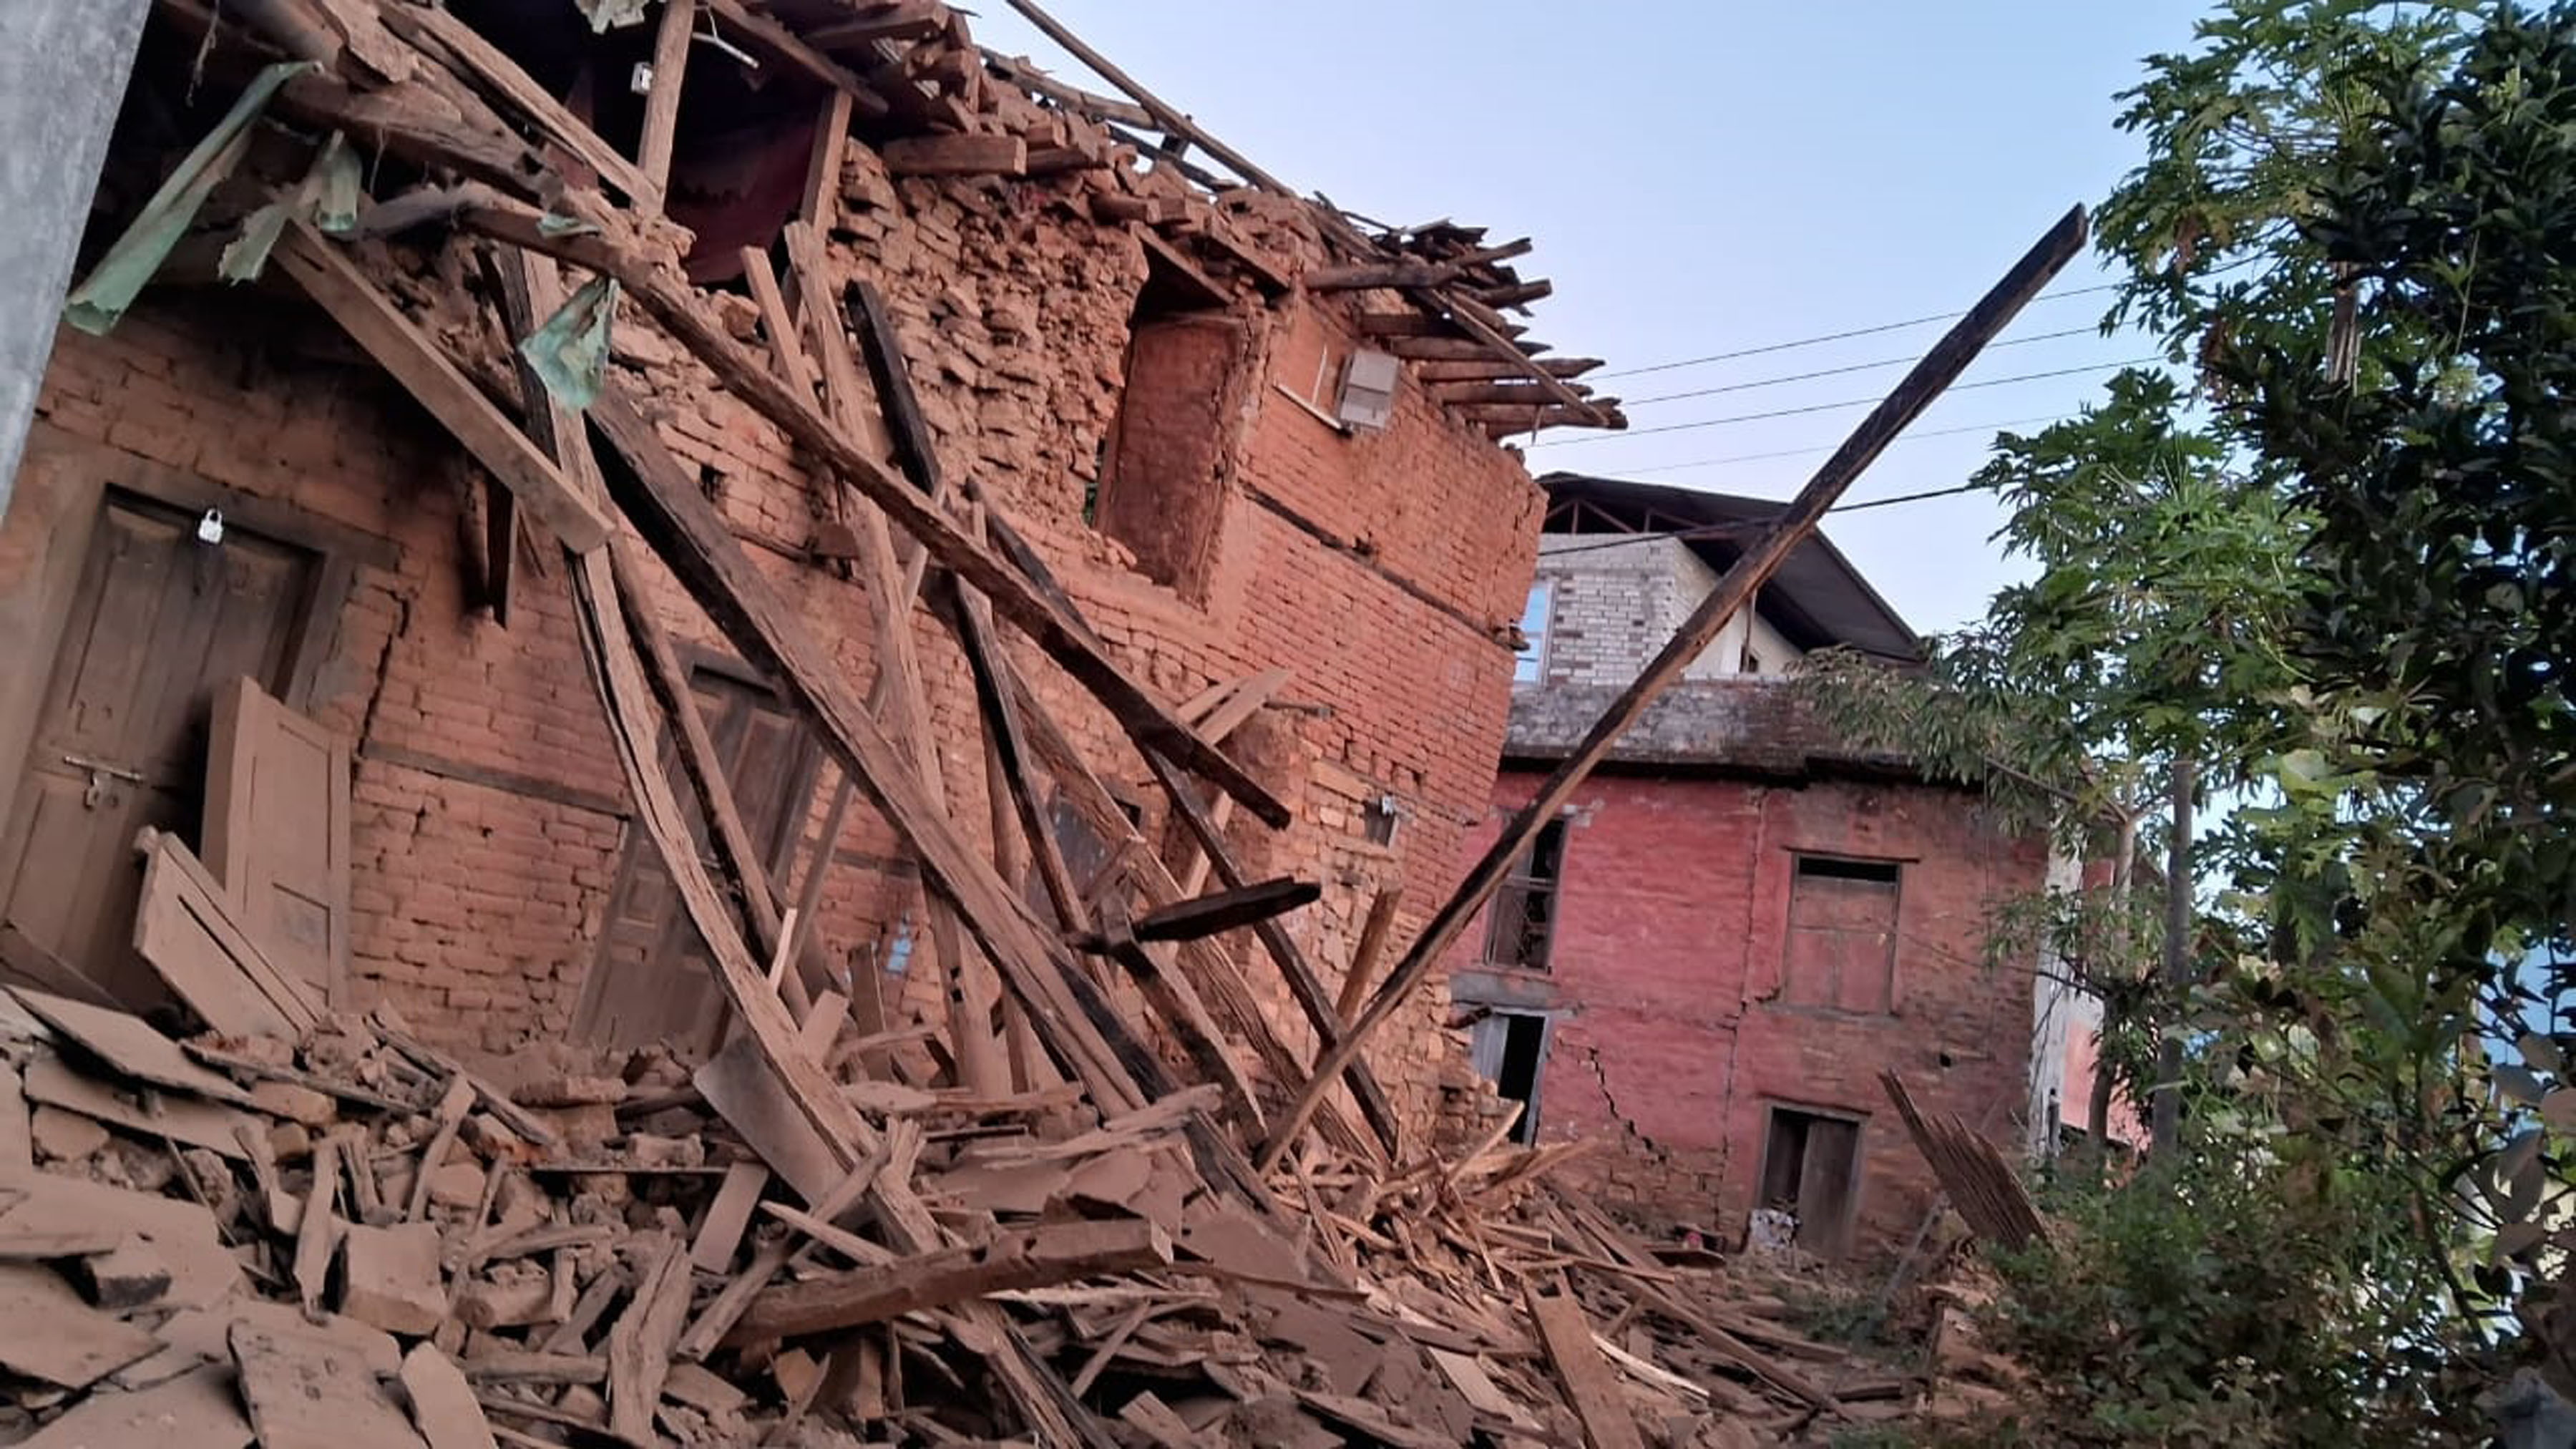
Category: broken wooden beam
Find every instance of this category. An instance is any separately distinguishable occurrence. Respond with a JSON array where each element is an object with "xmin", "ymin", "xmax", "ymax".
[
  {"xmin": 1068, "ymin": 878, "xmax": 1321, "ymax": 952},
  {"xmin": 275, "ymin": 227, "xmax": 610, "ymax": 552},
  {"xmin": 1304, "ymin": 261, "xmax": 1461, "ymax": 291},
  {"xmin": 1410, "ymin": 358, "xmax": 1604, "ymax": 383},
  {"xmin": 882, "ymin": 132, "xmax": 1028, "ymax": 178},
  {"xmin": 1524, "ymin": 1282, "xmax": 1646, "ymax": 1449},
  {"xmin": 722, "ymin": 1220, "xmax": 1173, "ymax": 1343},
  {"xmin": 1430, "ymin": 381, "xmax": 1599, "ymax": 407}
]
